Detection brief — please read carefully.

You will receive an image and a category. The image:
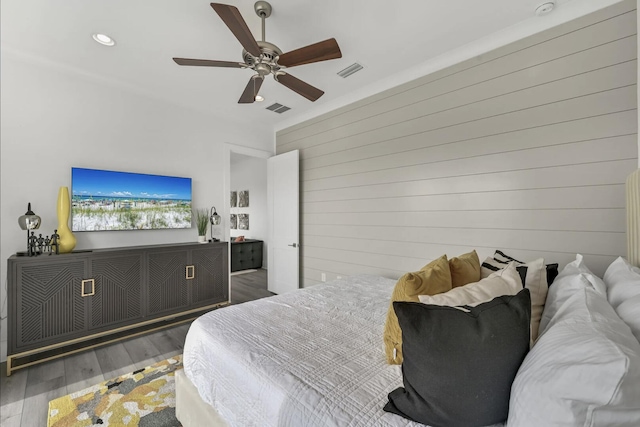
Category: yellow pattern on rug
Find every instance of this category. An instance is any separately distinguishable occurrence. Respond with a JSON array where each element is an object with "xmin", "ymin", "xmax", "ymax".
[{"xmin": 48, "ymin": 355, "xmax": 182, "ymax": 427}]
